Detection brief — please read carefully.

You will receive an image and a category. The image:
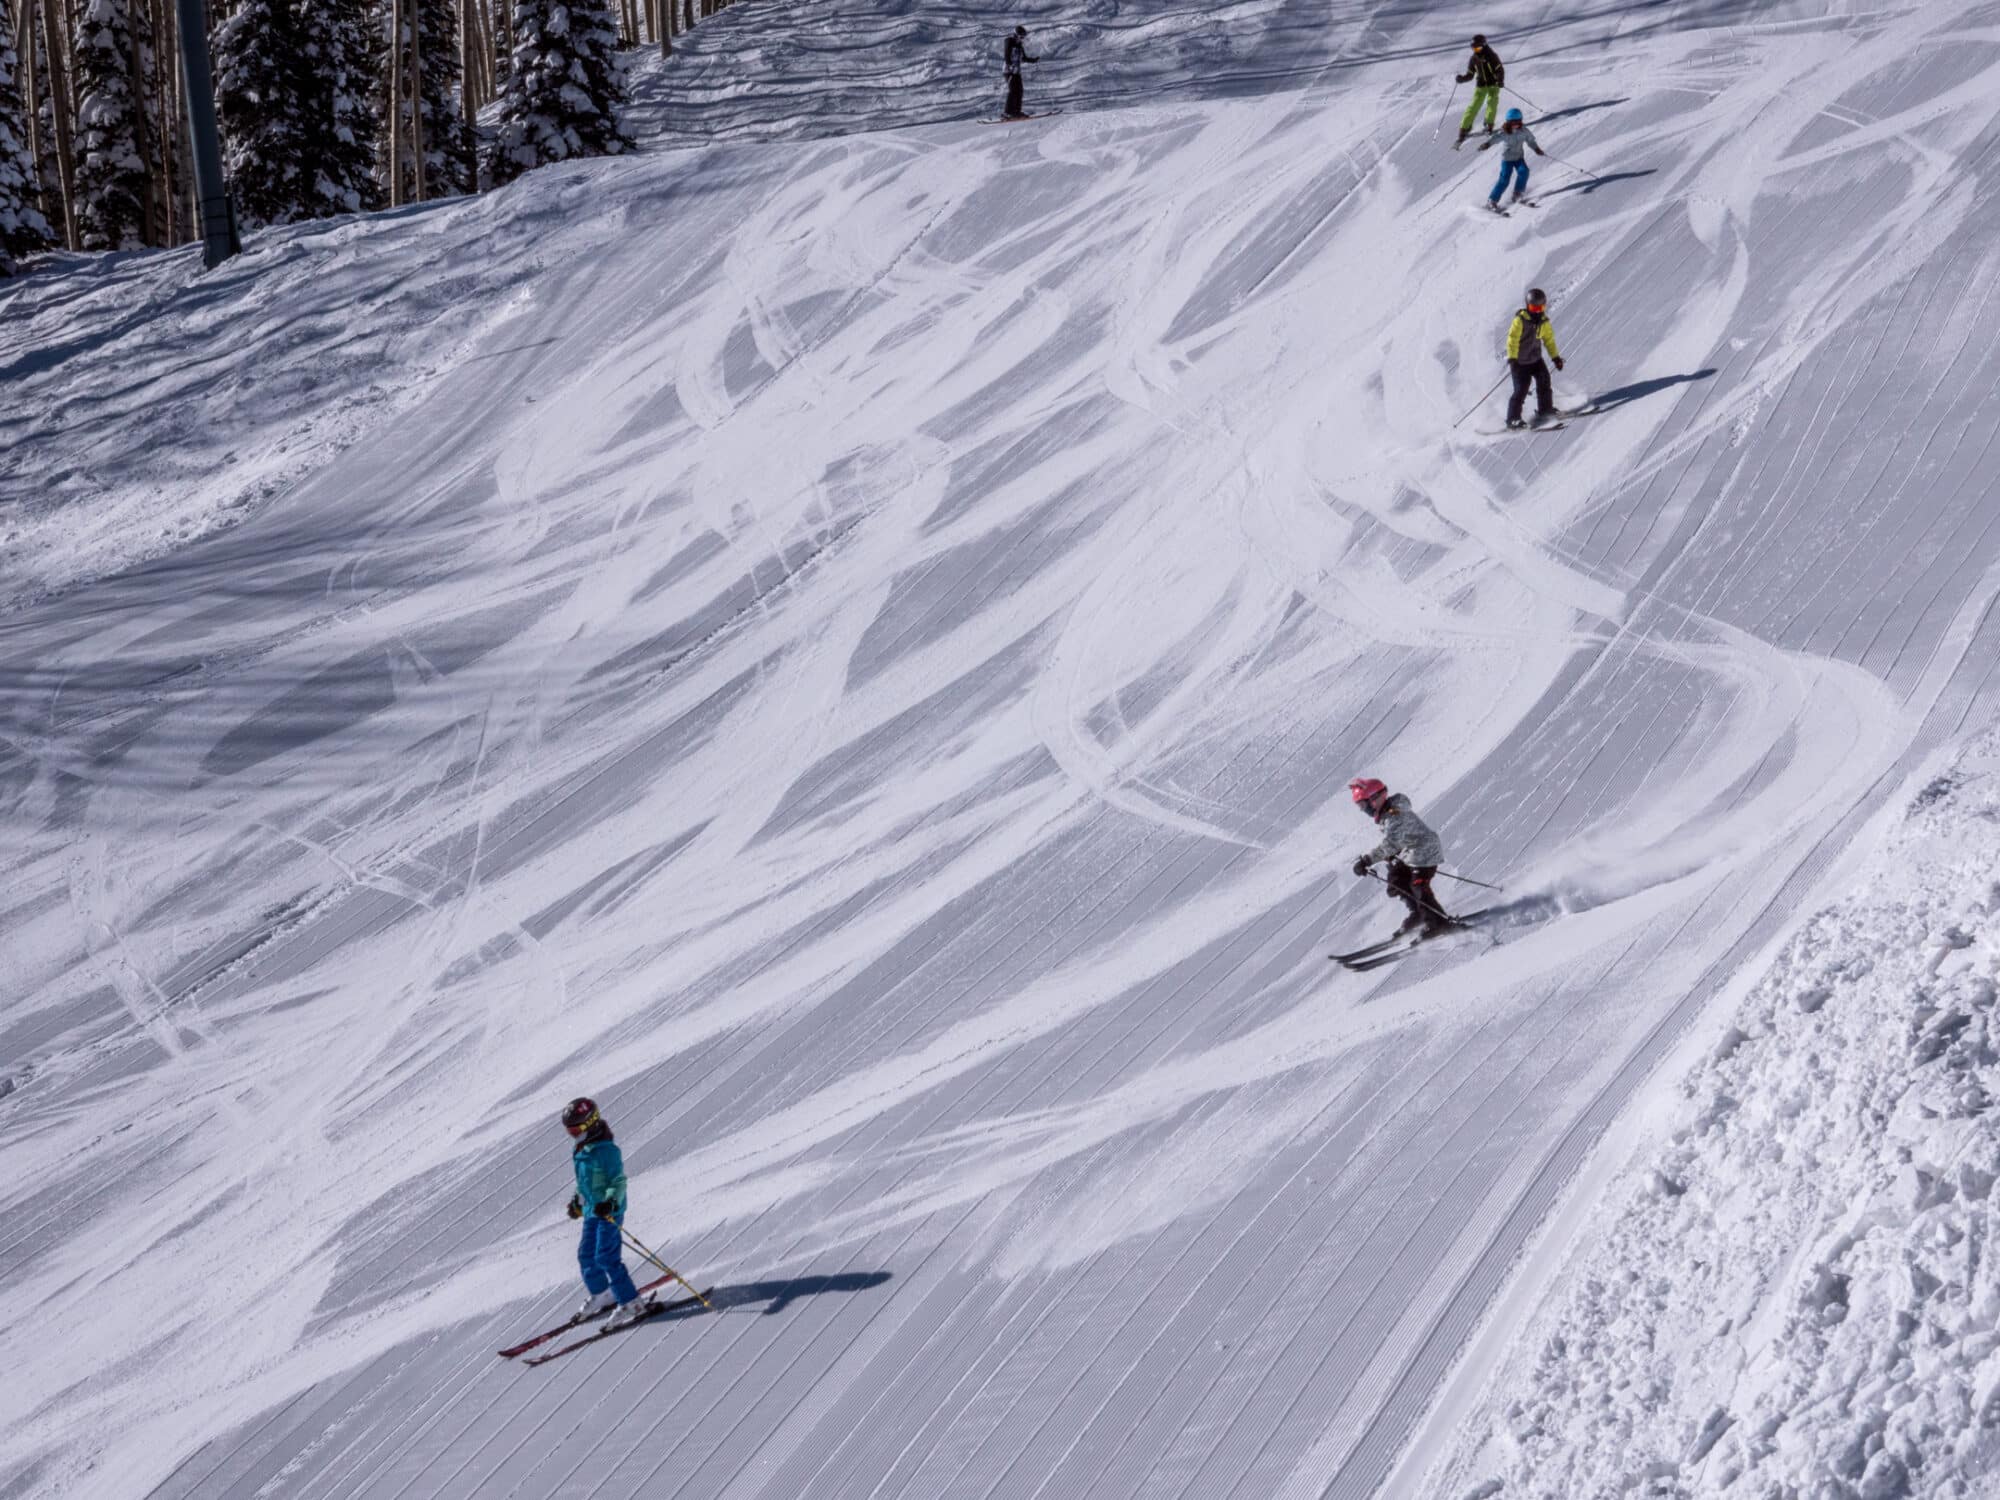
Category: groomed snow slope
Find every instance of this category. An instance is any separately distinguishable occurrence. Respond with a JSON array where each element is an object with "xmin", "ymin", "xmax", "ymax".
[{"xmin": 7, "ymin": 2, "xmax": 2000, "ymax": 1498}]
